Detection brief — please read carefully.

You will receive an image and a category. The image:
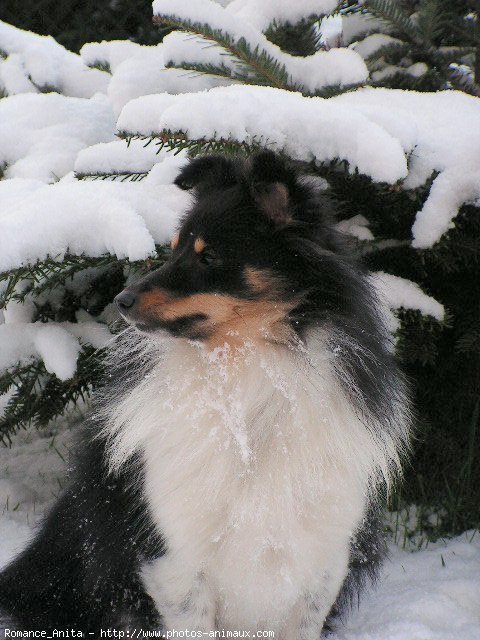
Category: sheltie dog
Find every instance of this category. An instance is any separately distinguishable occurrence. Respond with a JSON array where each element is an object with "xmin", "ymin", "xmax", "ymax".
[{"xmin": 0, "ymin": 152, "xmax": 411, "ymax": 637}]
